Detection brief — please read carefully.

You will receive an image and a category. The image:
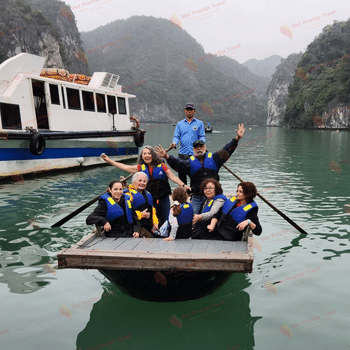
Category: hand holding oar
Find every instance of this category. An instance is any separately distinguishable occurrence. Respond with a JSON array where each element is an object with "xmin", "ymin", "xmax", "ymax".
[
  {"xmin": 51, "ymin": 172, "xmax": 133, "ymax": 228},
  {"xmin": 222, "ymin": 164, "xmax": 308, "ymax": 235}
]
